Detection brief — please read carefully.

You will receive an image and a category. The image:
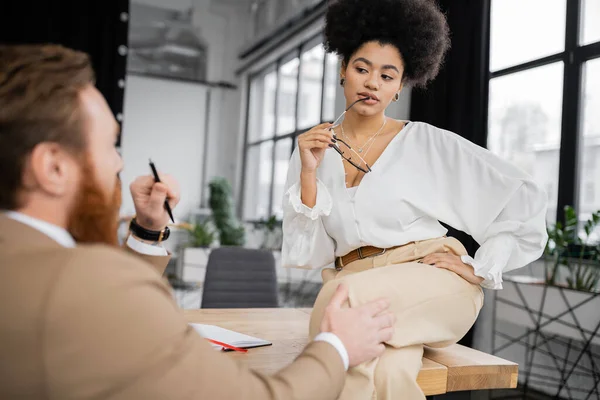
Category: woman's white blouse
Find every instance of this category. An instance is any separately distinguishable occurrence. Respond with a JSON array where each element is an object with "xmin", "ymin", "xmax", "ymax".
[{"xmin": 281, "ymin": 122, "xmax": 549, "ymax": 290}]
